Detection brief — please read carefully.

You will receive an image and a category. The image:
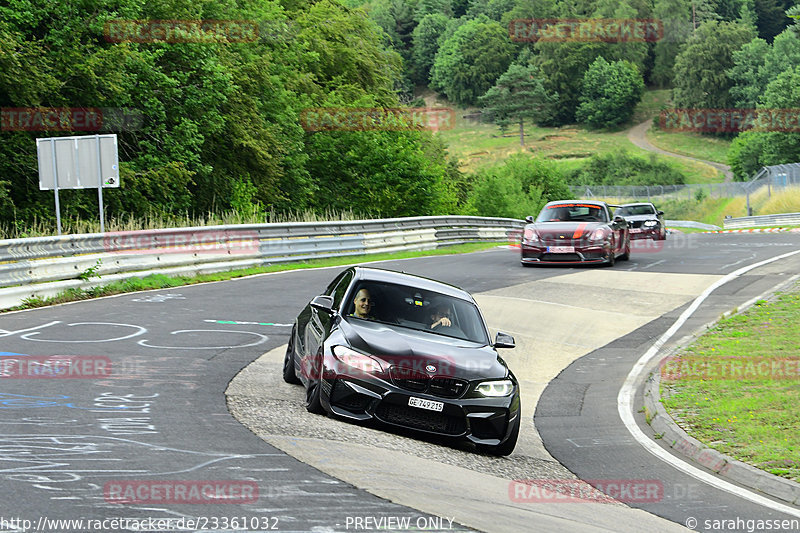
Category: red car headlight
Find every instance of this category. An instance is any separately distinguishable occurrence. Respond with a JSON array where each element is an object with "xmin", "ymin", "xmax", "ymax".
[{"xmin": 591, "ymin": 228, "xmax": 609, "ymax": 242}]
